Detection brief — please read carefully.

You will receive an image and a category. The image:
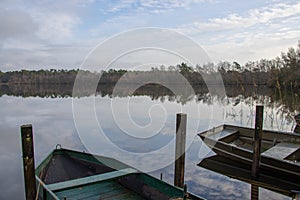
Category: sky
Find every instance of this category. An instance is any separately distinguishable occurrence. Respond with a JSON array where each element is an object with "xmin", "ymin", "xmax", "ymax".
[{"xmin": 0, "ymin": 0, "xmax": 300, "ymax": 71}]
